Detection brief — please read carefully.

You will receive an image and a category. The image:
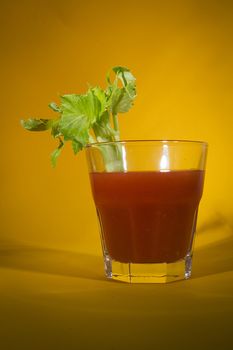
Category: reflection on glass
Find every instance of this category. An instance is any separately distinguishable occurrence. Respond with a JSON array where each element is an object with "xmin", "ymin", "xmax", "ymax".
[{"xmin": 160, "ymin": 144, "xmax": 170, "ymax": 171}]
